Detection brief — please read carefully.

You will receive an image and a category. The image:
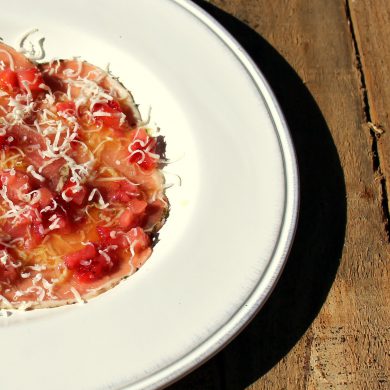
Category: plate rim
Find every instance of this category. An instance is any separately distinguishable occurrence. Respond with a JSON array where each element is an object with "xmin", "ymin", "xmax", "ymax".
[{"xmin": 124, "ymin": 0, "xmax": 300, "ymax": 389}]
